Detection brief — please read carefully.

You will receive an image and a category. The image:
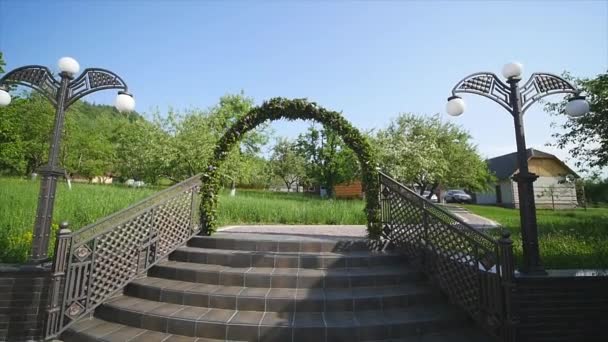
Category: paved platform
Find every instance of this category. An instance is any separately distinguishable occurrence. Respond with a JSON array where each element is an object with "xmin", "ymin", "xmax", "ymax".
[
  {"xmin": 439, "ymin": 205, "xmax": 501, "ymax": 230},
  {"xmin": 218, "ymin": 224, "xmax": 369, "ymax": 239}
]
